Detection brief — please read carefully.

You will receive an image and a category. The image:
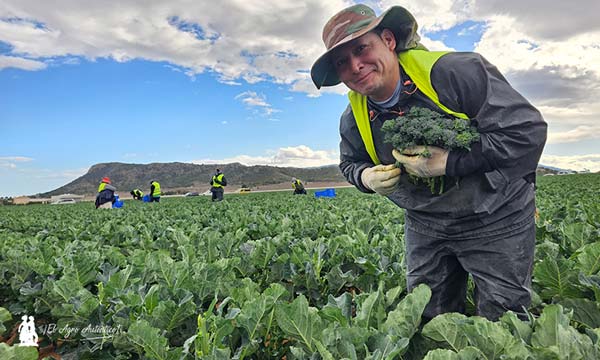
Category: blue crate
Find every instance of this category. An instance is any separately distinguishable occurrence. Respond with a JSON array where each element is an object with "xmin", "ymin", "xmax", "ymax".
[{"xmin": 315, "ymin": 188, "xmax": 336, "ymax": 198}]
